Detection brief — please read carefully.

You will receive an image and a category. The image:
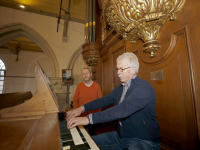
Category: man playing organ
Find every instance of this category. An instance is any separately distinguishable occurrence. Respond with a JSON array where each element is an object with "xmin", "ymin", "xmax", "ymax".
[{"xmin": 67, "ymin": 52, "xmax": 161, "ymax": 150}]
